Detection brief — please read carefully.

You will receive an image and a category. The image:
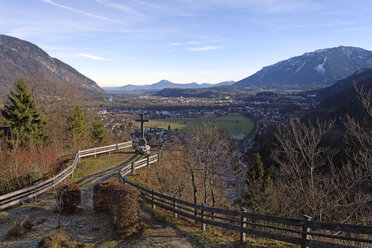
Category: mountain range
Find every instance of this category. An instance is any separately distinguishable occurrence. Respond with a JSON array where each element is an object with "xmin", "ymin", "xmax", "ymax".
[
  {"xmin": 235, "ymin": 46, "xmax": 372, "ymax": 90},
  {"xmin": 103, "ymin": 80, "xmax": 235, "ymax": 94},
  {"xmin": 0, "ymin": 35, "xmax": 104, "ymax": 103}
]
